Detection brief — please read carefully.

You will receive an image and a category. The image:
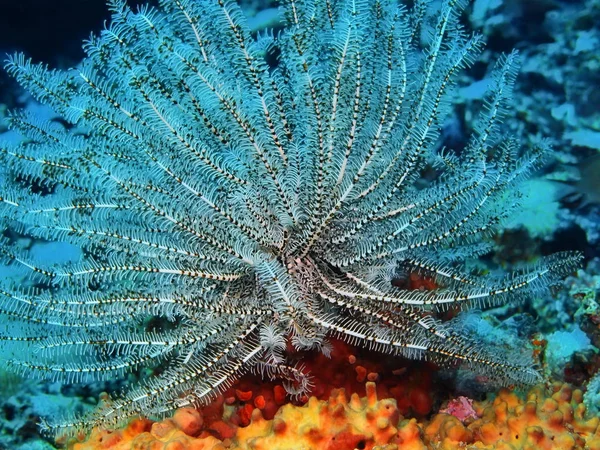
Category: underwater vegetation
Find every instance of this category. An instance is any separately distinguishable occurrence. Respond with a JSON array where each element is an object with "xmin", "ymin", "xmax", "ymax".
[{"xmin": 0, "ymin": 0, "xmax": 582, "ymax": 438}]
